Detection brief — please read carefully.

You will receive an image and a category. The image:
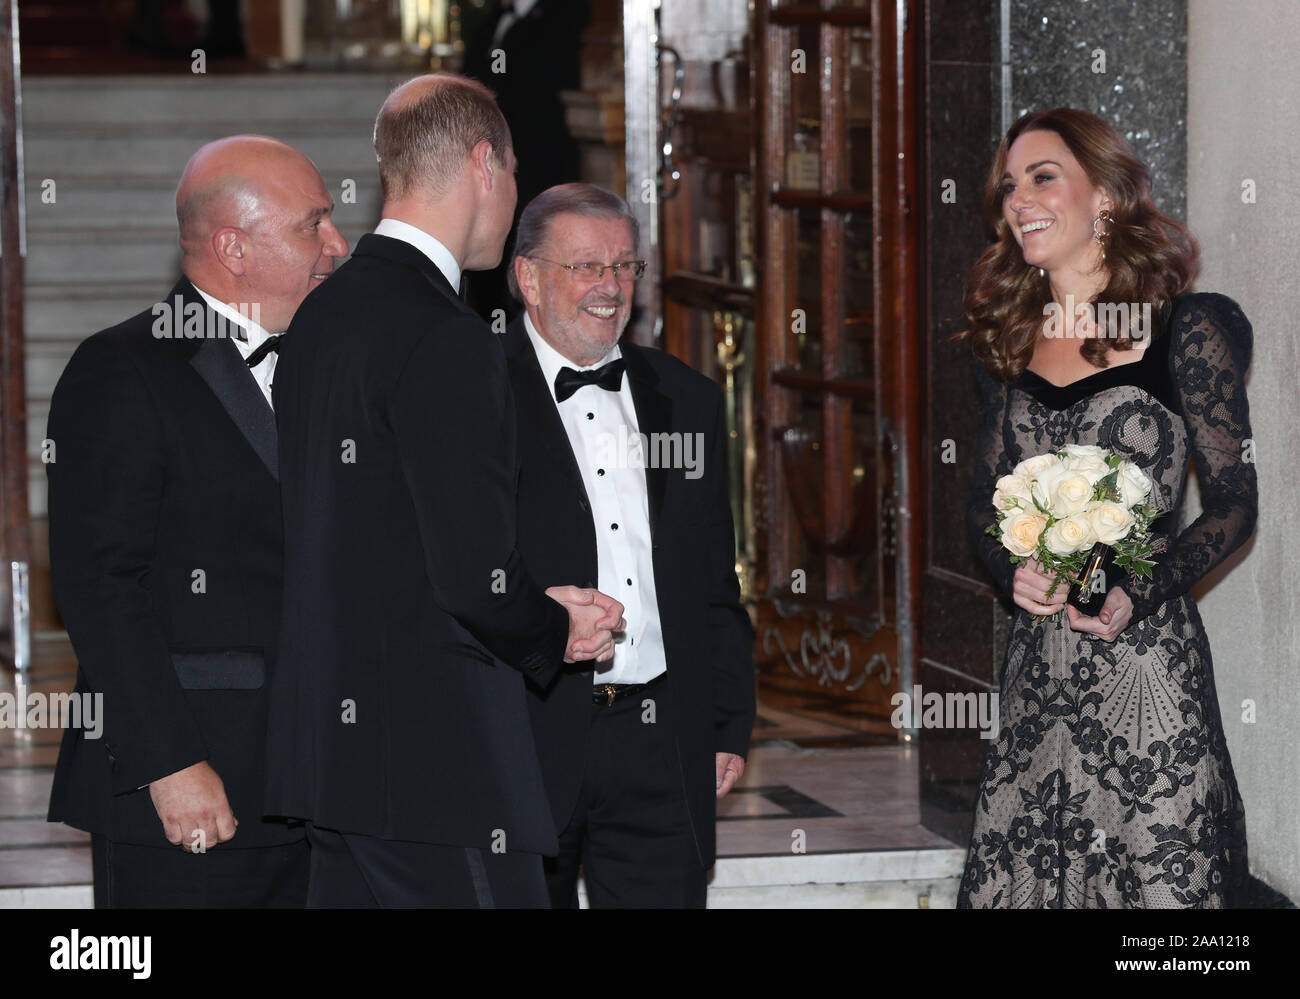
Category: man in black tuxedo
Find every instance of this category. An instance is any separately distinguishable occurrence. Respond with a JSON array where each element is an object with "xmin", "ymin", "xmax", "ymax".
[
  {"xmin": 505, "ymin": 184, "xmax": 756, "ymax": 907},
  {"xmin": 265, "ymin": 74, "xmax": 625, "ymax": 908},
  {"xmin": 46, "ymin": 136, "xmax": 349, "ymax": 907}
]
